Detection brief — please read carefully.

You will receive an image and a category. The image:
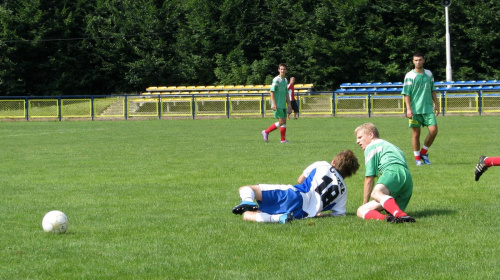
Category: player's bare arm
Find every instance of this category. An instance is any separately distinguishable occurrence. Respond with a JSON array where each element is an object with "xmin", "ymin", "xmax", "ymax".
[
  {"xmin": 363, "ymin": 176, "xmax": 375, "ymax": 204},
  {"xmin": 286, "ymin": 92, "xmax": 292, "ymax": 113},
  {"xmin": 297, "ymin": 174, "xmax": 306, "ymax": 184},
  {"xmin": 404, "ymin": 95, "xmax": 413, "ymax": 119},
  {"xmin": 432, "ymin": 91, "xmax": 440, "ymax": 115},
  {"xmin": 270, "ymin": 91, "xmax": 277, "ymax": 110}
]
